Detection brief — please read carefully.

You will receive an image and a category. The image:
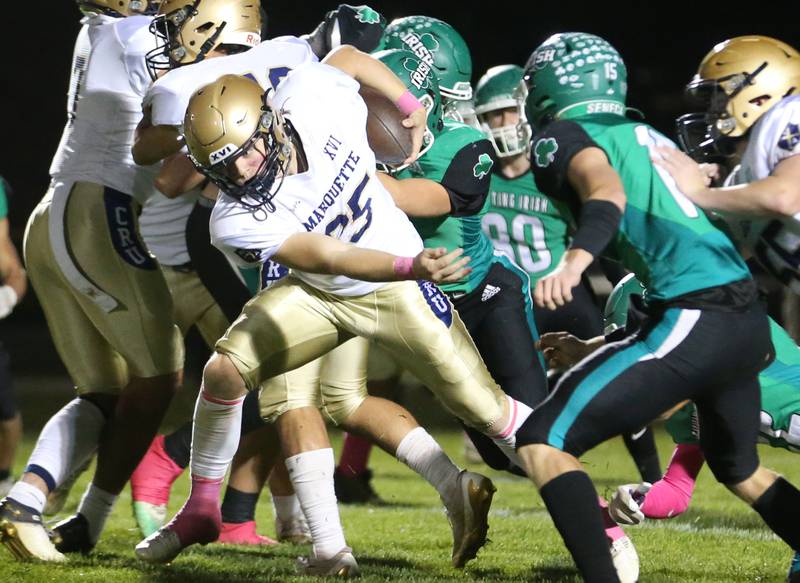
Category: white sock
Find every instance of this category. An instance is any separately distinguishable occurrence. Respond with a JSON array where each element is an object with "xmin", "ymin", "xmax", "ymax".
[
  {"xmin": 490, "ymin": 396, "xmax": 533, "ymax": 467},
  {"xmin": 76, "ymin": 483, "xmax": 118, "ymax": 544},
  {"xmin": 25, "ymin": 398, "xmax": 104, "ymax": 490},
  {"xmin": 189, "ymin": 391, "xmax": 244, "ymax": 480},
  {"xmin": 395, "ymin": 427, "xmax": 461, "ymax": 502},
  {"xmin": 285, "ymin": 448, "xmax": 346, "ymax": 559},
  {"xmin": 272, "ymin": 494, "xmax": 303, "ymax": 523},
  {"xmin": 7, "ymin": 481, "xmax": 47, "ymax": 513}
]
